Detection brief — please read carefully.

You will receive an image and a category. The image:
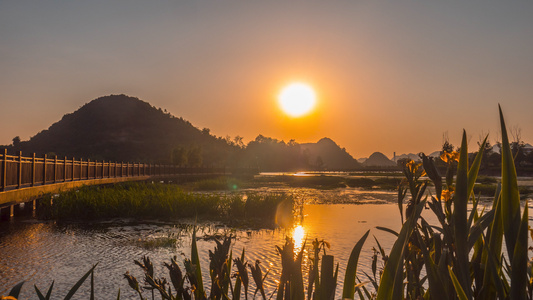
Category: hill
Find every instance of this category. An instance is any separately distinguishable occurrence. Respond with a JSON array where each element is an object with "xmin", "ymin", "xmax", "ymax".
[
  {"xmin": 362, "ymin": 152, "xmax": 397, "ymax": 167},
  {"xmin": 14, "ymin": 94, "xmax": 235, "ymax": 164},
  {"xmin": 6, "ymin": 94, "xmax": 363, "ymax": 171},
  {"xmin": 300, "ymin": 138, "xmax": 361, "ymax": 170}
]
